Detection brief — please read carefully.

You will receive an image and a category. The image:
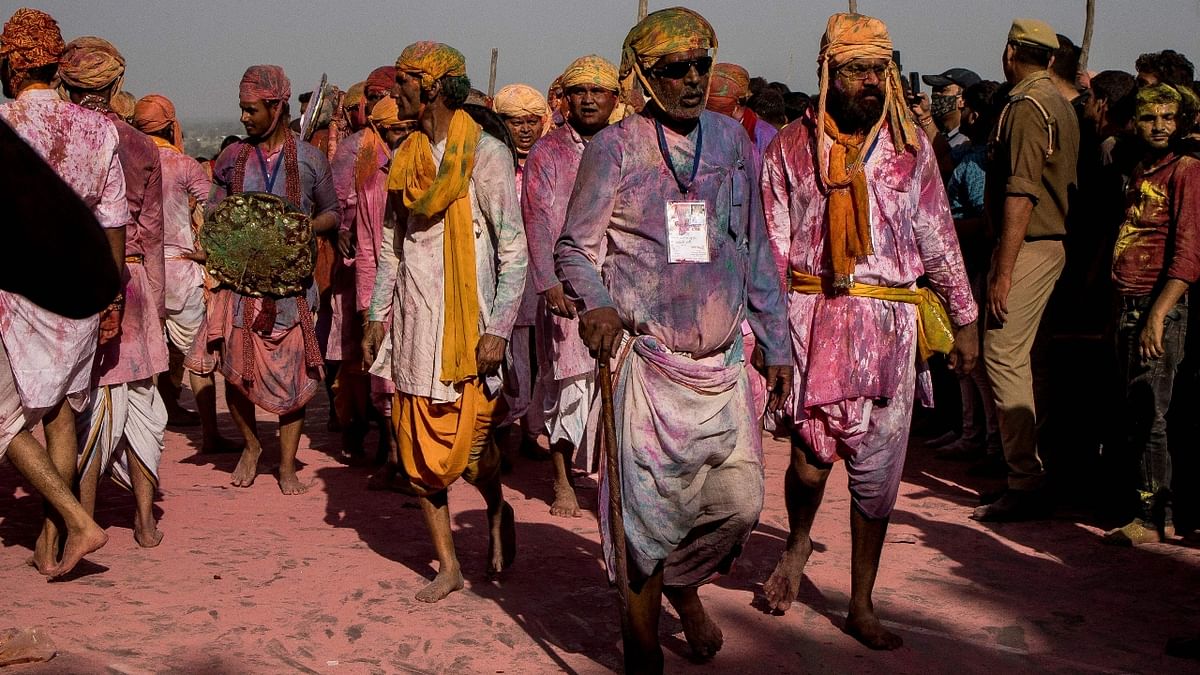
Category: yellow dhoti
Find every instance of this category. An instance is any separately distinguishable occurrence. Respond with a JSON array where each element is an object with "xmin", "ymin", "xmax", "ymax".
[{"xmin": 392, "ymin": 379, "xmax": 504, "ymax": 496}]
